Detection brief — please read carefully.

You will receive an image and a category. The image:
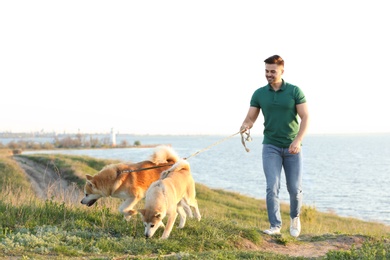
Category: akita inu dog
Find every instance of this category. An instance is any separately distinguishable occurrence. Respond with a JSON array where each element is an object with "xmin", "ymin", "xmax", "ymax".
[
  {"xmin": 80, "ymin": 145, "xmax": 179, "ymax": 220},
  {"xmin": 139, "ymin": 159, "xmax": 201, "ymax": 239}
]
